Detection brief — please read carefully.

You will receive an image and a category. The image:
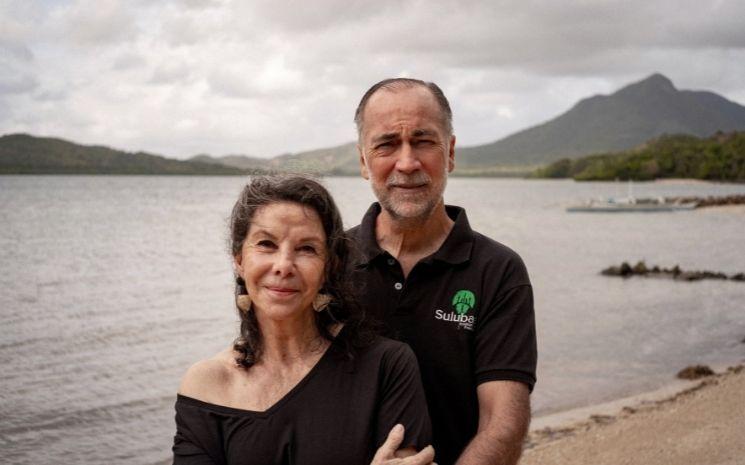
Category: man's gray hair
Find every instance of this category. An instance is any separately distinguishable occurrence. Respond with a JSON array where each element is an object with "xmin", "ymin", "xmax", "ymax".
[{"xmin": 354, "ymin": 78, "xmax": 453, "ymax": 138}]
